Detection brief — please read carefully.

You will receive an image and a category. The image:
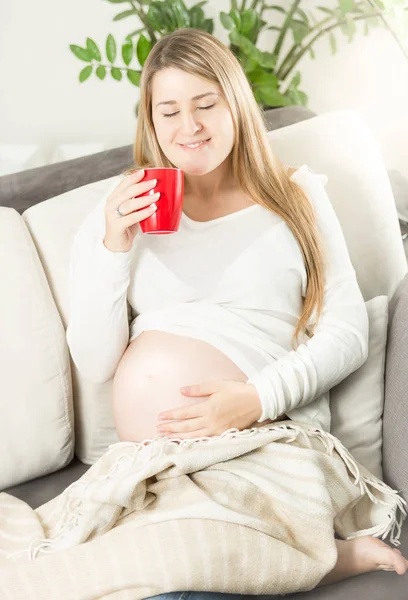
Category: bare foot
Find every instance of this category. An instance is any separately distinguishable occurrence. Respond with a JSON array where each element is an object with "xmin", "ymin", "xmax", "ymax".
[{"xmin": 317, "ymin": 535, "xmax": 408, "ymax": 587}]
